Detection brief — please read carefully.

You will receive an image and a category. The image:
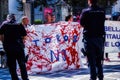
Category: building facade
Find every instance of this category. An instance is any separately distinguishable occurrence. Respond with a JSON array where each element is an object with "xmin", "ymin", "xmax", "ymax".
[
  {"xmin": 112, "ymin": 0, "xmax": 120, "ymax": 13},
  {"xmin": 0, "ymin": 0, "xmax": 70, "ymax": 24},
  {"xmin": 0, "ymin": 0, "xmax": 8, "ymax": 23}
]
